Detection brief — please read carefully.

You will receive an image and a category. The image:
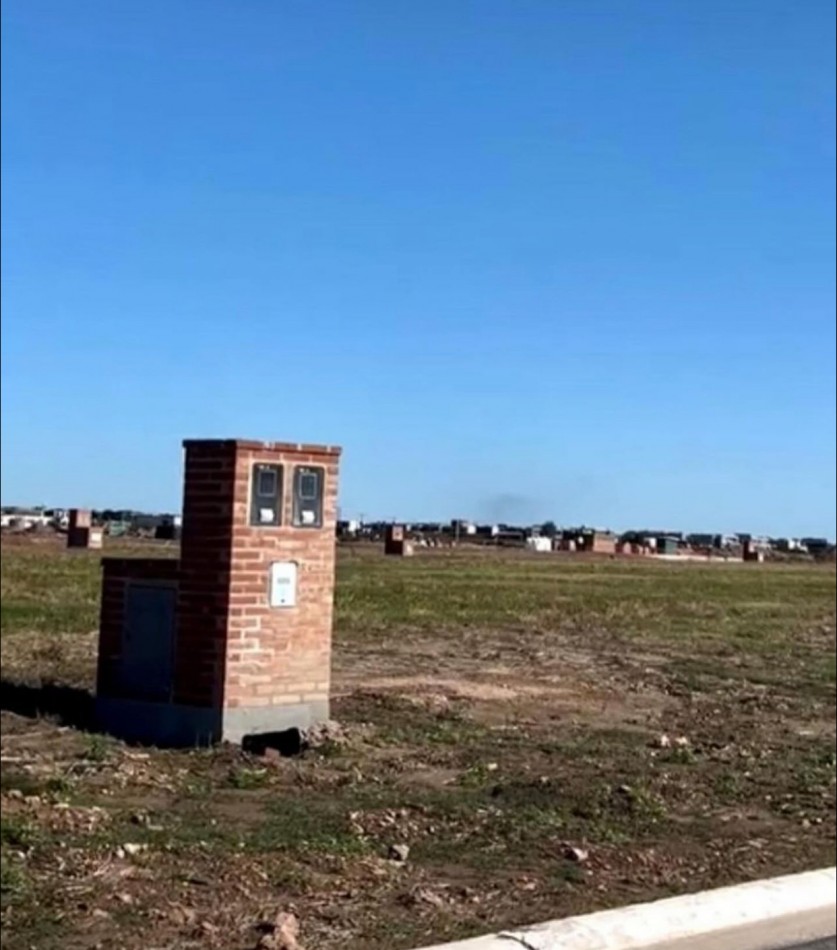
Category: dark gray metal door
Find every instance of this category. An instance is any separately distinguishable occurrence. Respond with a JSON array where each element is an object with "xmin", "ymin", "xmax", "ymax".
[{"xmin": 121, "ymin": 584, "xmax": 176, "ymax": 702}]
